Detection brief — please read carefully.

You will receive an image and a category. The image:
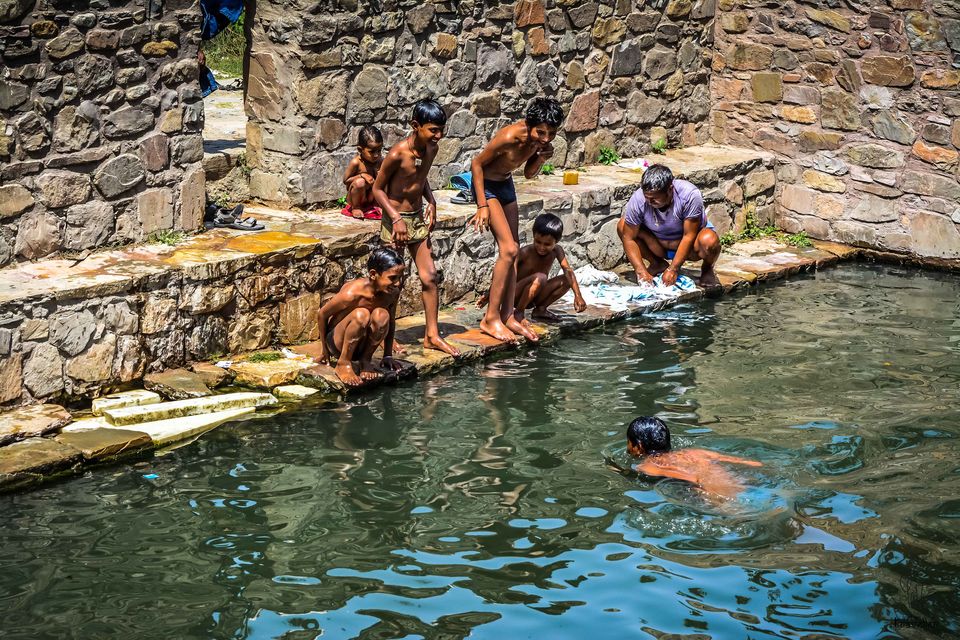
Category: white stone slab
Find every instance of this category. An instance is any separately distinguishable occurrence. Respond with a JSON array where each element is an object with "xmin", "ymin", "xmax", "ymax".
[
  {"xmin": 102, "ymin": 392, "xmax": 278, "ymax": 426},
  {"xmin": 92, "ymin": 390, "xmax": 162, "ymax": 416},
  {"xmin": 101, "ymin": 408, "xmax": 254, "ymax": 446},
  {"xmin": 274, "ymin": 385, "xmax": 319, "ymax": 399}
]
